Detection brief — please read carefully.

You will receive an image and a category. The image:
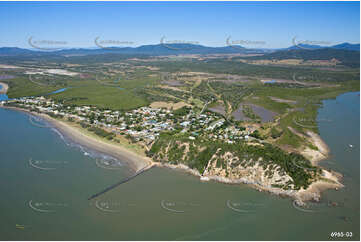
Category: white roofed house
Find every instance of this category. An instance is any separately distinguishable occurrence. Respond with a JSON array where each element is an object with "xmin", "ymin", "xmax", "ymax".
[{"xmin": 180, "ymin": 121, "xmax": 190, "ymax": 127}]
